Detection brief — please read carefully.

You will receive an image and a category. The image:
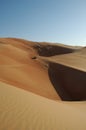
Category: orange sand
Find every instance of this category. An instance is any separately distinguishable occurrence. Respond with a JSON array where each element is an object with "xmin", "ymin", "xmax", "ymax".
[{"xmin": 0, "ymin": 38, "xmax": 86, "ymax": 130}]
